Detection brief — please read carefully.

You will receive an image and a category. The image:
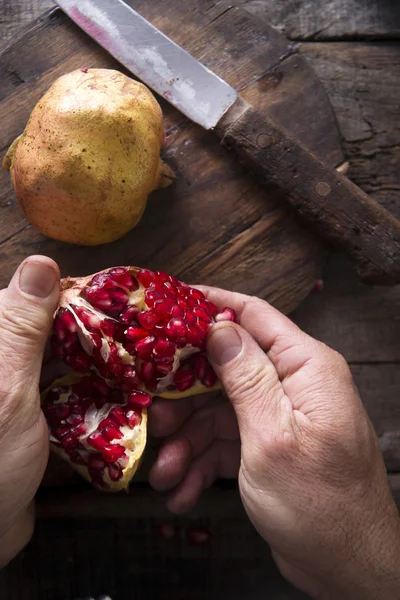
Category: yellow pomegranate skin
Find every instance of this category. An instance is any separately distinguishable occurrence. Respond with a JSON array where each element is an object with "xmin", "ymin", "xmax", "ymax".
[{"xmin": 3, "ymin": 68, "xmax": 174, "ymax": 245}]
